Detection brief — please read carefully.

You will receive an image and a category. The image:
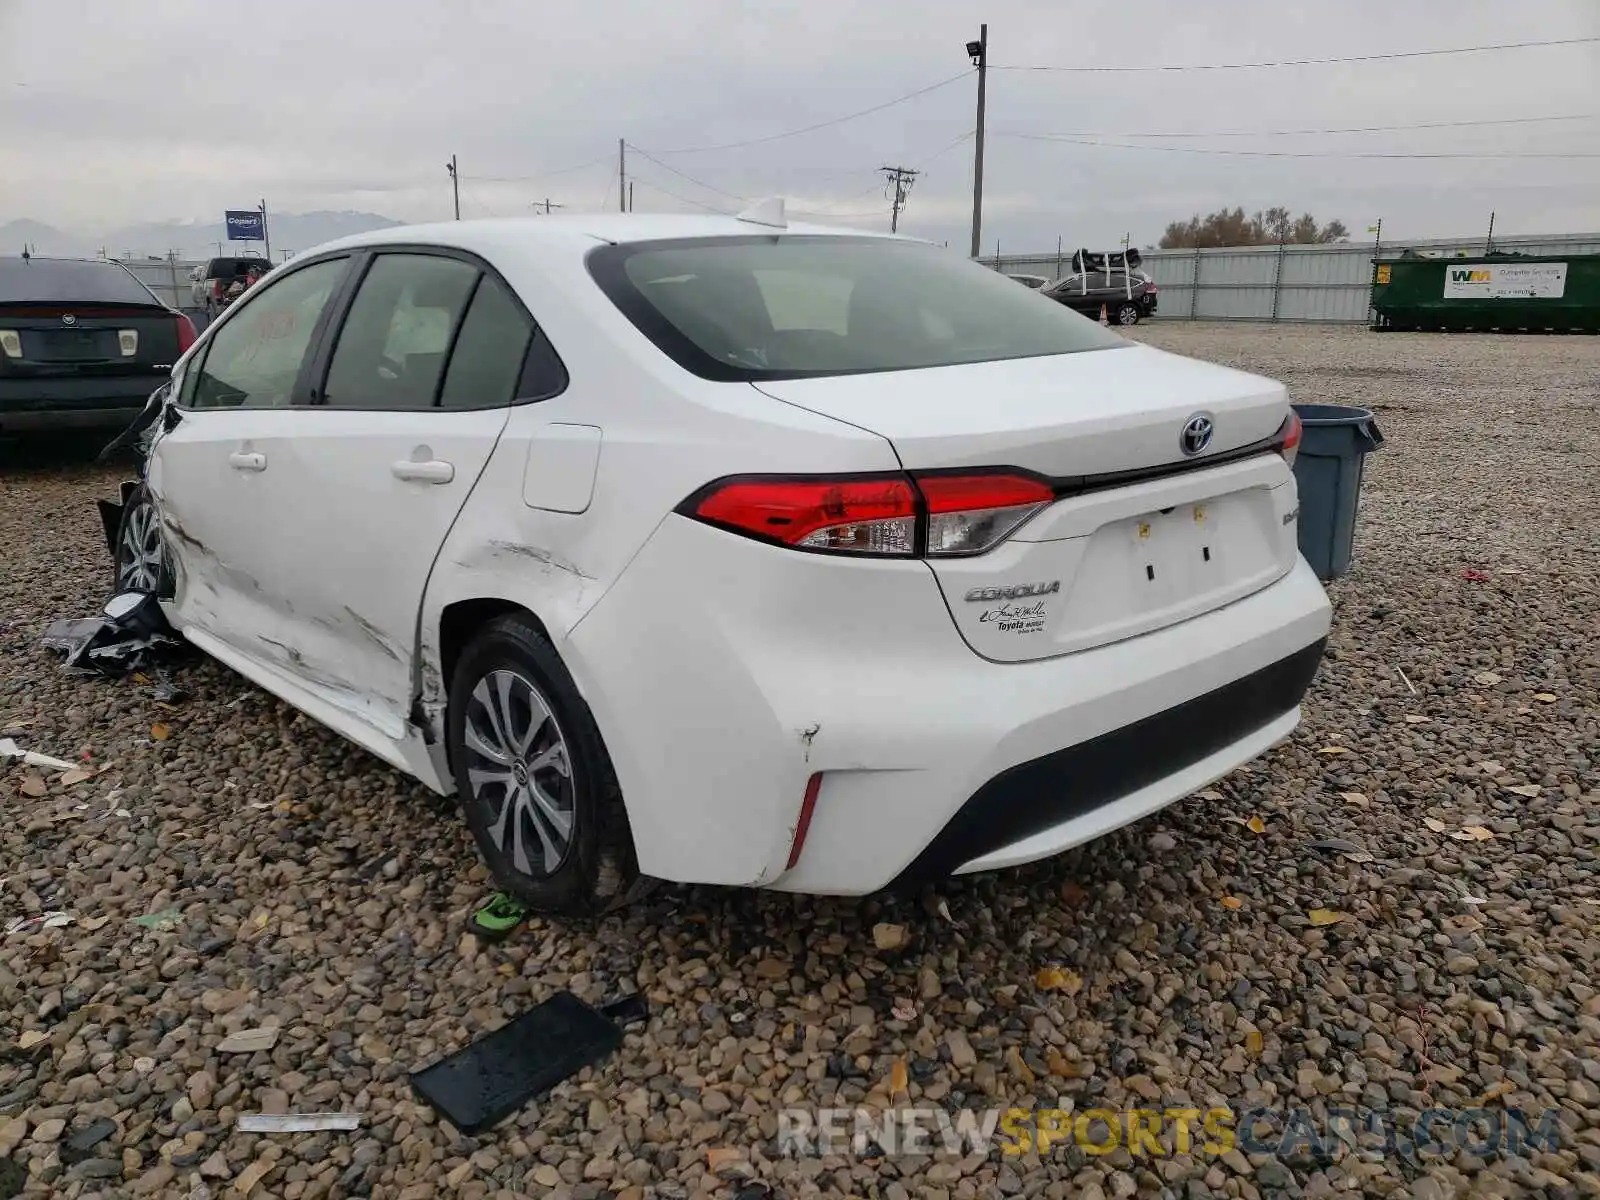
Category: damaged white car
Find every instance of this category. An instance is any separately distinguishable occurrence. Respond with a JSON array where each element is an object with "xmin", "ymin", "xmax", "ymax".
[{"xmin": 103, "ymin": 208, "xmax": 1331, "ymax": 915}]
